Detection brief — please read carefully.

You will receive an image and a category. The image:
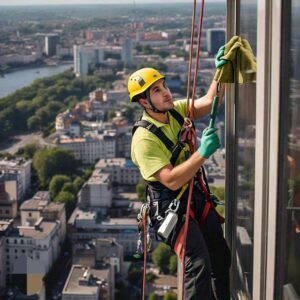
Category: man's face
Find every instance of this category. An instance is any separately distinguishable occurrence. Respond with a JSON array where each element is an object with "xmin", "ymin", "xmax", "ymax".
[{"xmin": 148, "ymin": 79, "xmax": 173, "ymax": 112}]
